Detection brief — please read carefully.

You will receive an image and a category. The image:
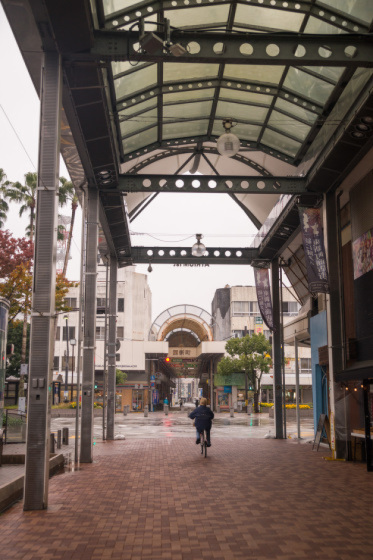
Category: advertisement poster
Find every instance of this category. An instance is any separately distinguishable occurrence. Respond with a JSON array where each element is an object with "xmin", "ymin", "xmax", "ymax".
[
  {"xmin": 254, "ymin": 267, "xmax": 275, "ymax": 331},
  {"xmin": 299, "ymin": 206, "xmax": 329, "ymax": 293},
  {"xmin": 352, "ymin": 228, "xmax": 373, "ymax": 279},
  {"xmin": 254, "ymin": 315, "xmax": 263, "ymax": 335}
]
